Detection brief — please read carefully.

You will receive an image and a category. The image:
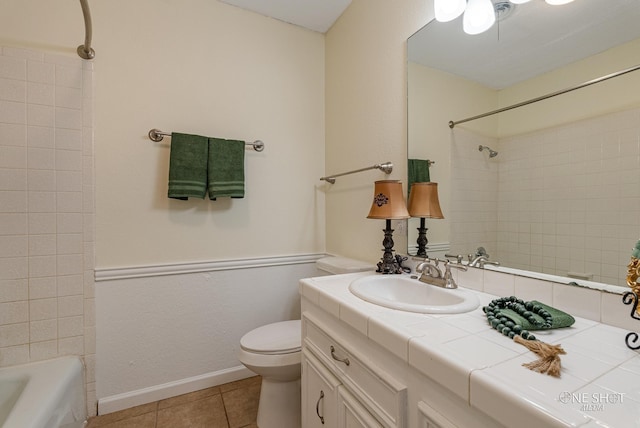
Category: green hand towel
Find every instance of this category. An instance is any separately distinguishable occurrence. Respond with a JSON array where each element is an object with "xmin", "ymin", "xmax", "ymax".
[
  {"xmin": 208, "ymin": 138, "xmax": 245, "ymax": 200},
  {"xmin": 168, "ymin": 133, "xmax": 209, "ymax": 200},
  {"xmin": 497, "ymin": 301, "xmax": 575, "ymax": 331},
  {"xmin": 408, "ymin": 158, "xmax": 431, "ymax": 195}
]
